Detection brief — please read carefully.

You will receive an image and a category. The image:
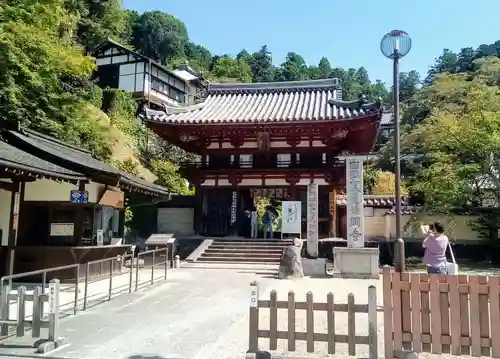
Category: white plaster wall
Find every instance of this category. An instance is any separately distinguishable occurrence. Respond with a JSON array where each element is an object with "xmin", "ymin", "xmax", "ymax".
[
  {"xmin": 24, "ymin": 180, "xmax": 104, "ymax": 203},
  {"xmin": 0, "ymin": 181, "xmax": 12, "ymax": 246}
]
